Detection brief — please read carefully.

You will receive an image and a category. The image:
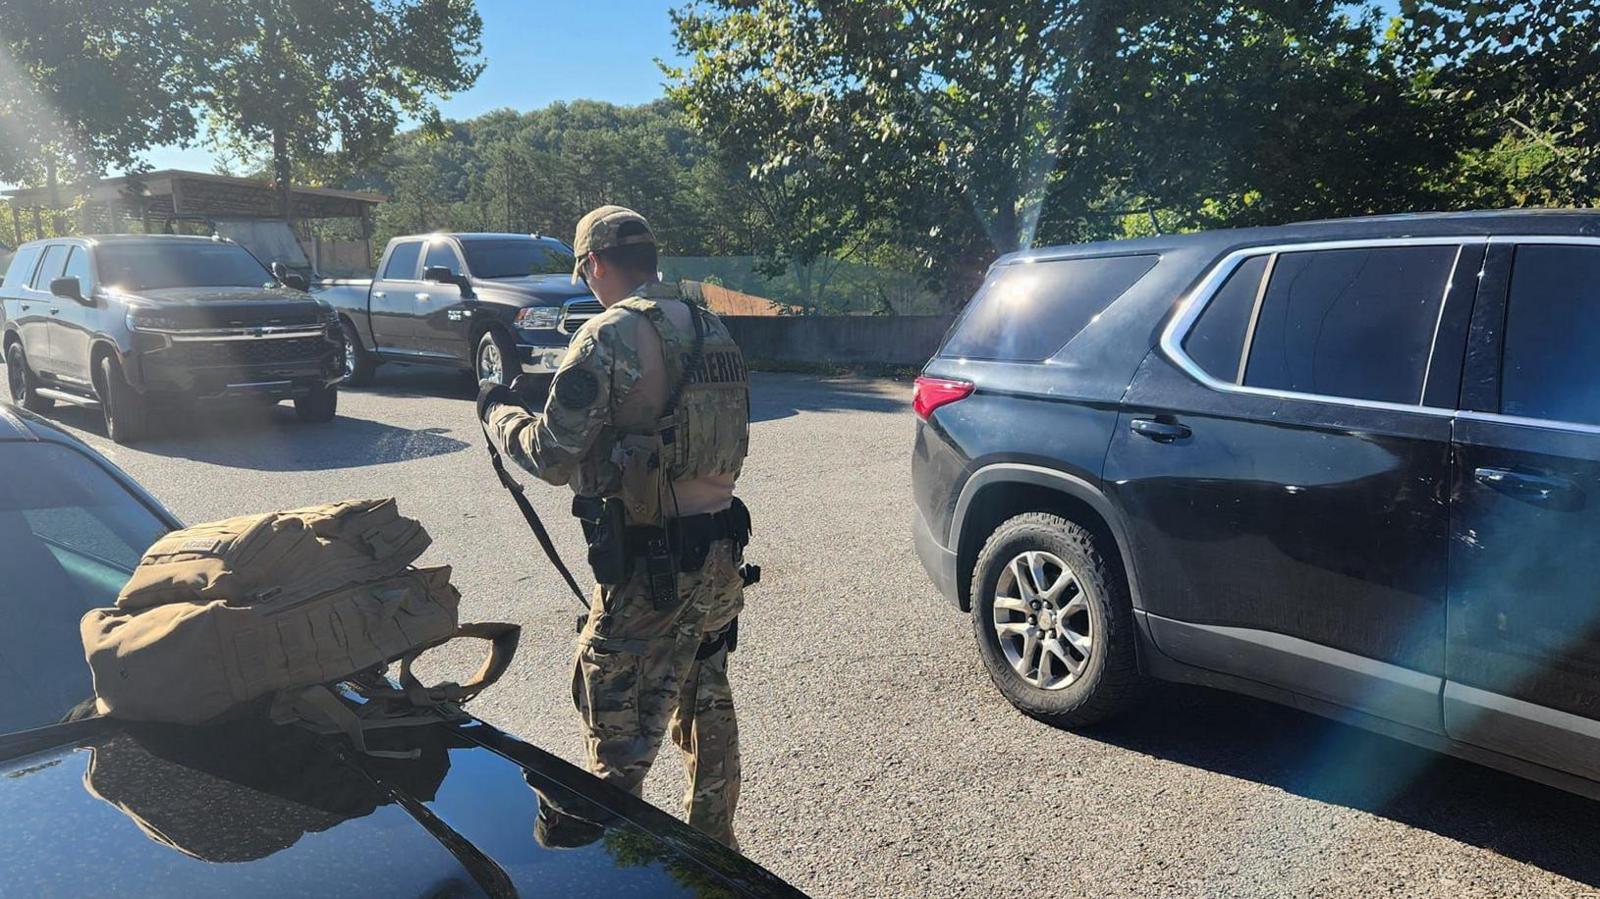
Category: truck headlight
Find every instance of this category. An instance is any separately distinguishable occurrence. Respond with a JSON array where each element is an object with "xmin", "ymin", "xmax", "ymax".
[
  {"xmin": 514, "ymin": 307, "xmax": 562, "ymax": 331},
  {"xmin": 126, "ymin": 309, "xmax": 183, "ymax": 332}
]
